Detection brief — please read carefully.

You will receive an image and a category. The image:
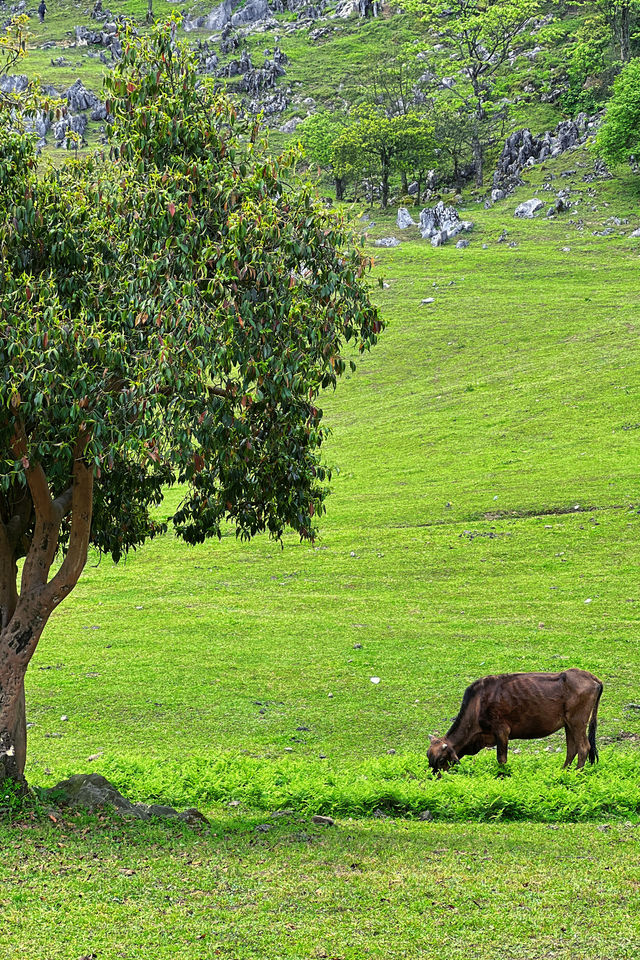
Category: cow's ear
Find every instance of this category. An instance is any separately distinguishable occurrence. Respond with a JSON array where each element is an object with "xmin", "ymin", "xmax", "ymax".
[{"xmin": 428, "ymin": 734, "xmax": 436, "ymax": 743}]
